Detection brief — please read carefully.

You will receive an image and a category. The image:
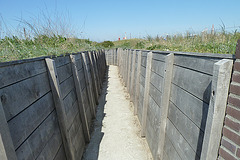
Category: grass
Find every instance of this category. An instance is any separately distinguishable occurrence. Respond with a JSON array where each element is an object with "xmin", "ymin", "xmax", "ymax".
[
  {"xmin": 113, "ymin": 31, "xmax": 240, "ymax": 54},
  {"xmin": 0, "ymin": 35, "xmax": 105, "ymax": 62}
]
